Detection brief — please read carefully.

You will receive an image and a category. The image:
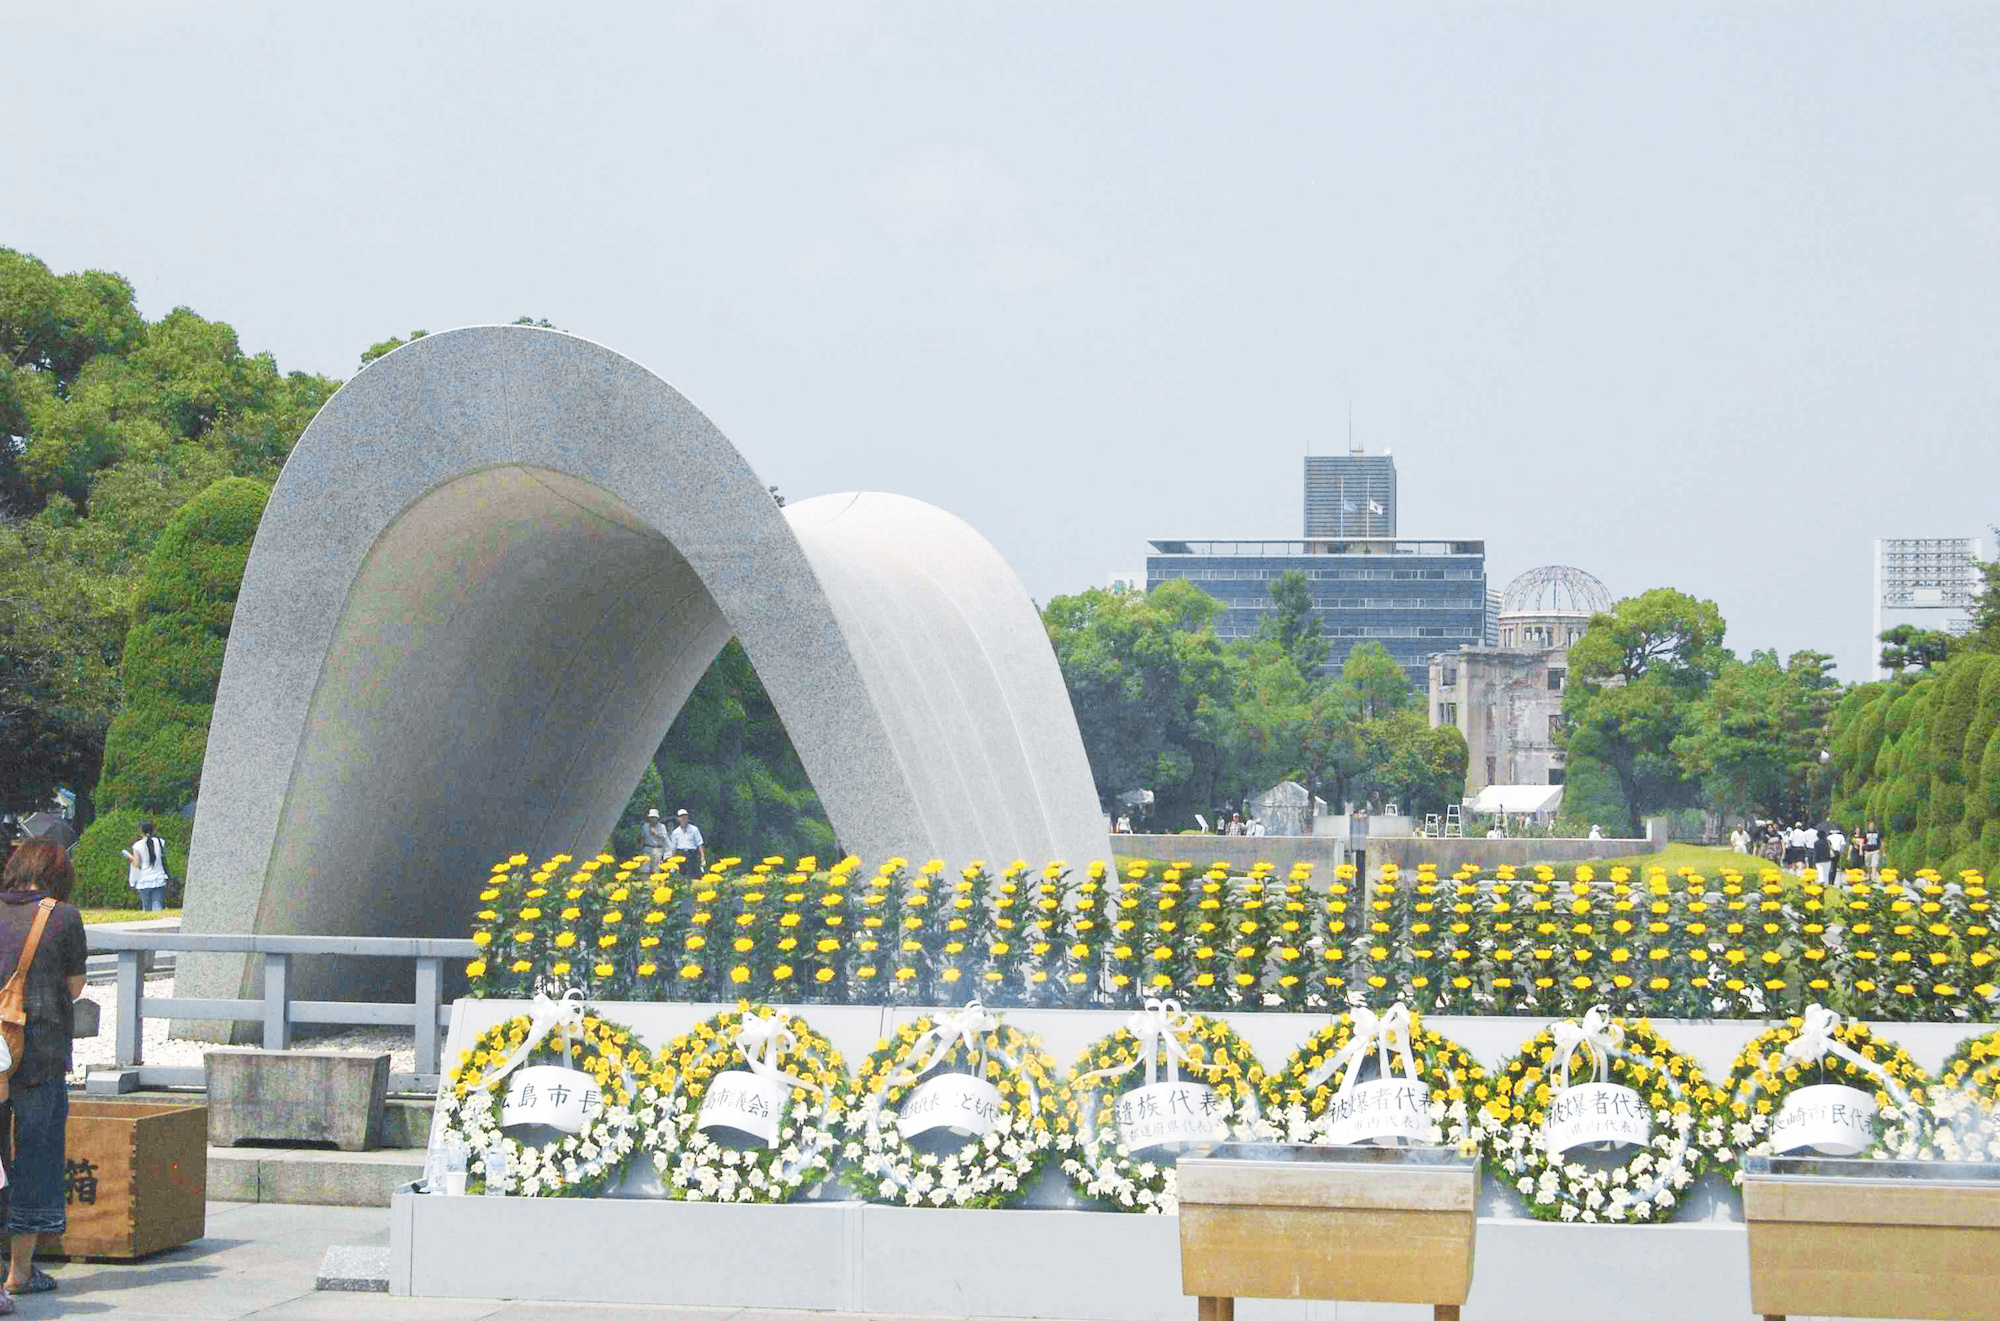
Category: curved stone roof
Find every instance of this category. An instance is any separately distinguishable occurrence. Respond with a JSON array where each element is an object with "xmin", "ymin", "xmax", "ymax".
[{"xmin": 181, "ymin": 326, "xmax": 1104, "ymax": 1001}]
